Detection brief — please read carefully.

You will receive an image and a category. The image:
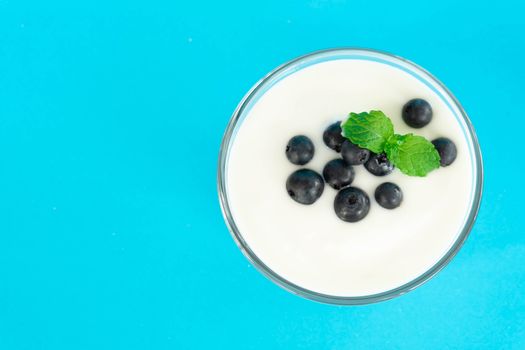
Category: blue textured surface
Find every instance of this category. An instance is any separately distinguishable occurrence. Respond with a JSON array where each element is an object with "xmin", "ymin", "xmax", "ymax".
[{"xmin": 0, "ymin": 1, "xmax": 523, "ymax": 349}]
